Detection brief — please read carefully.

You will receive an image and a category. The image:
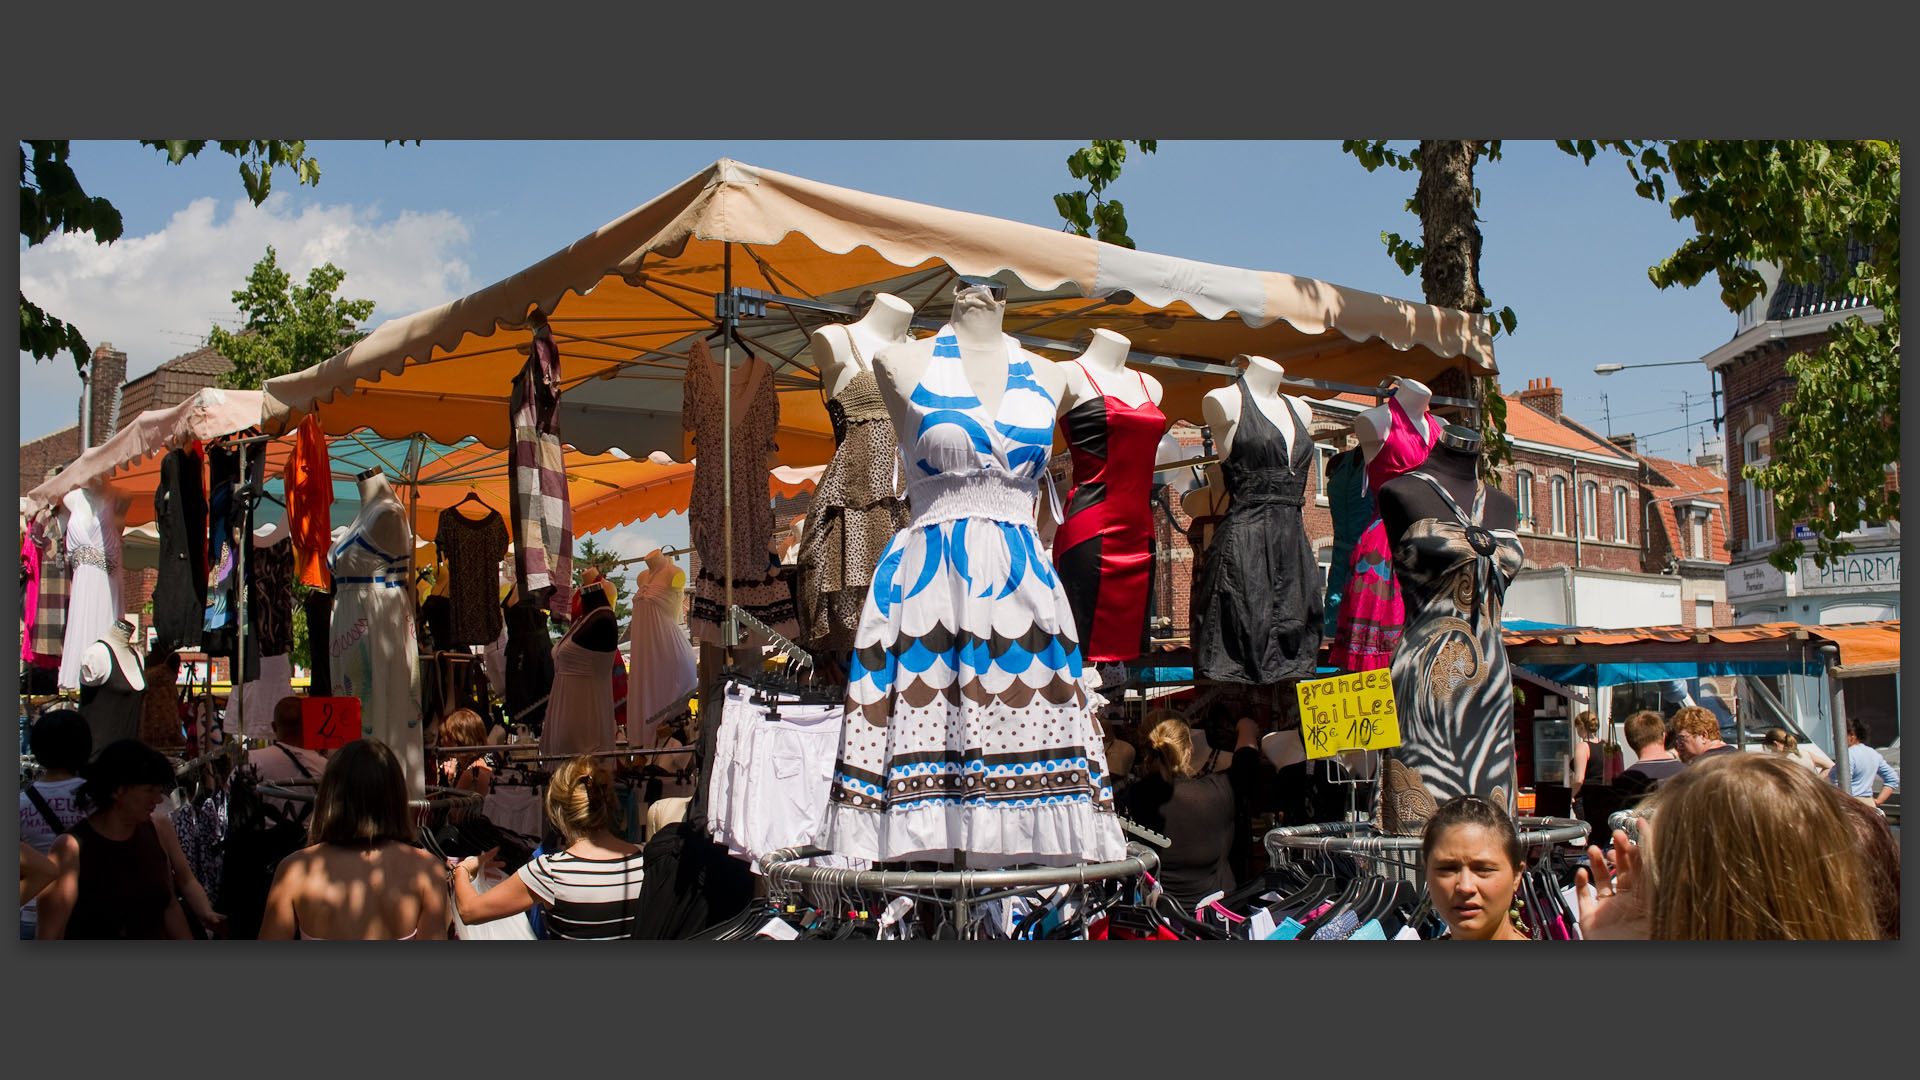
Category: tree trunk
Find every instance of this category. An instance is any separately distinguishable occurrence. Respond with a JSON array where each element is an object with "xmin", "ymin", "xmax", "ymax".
[{"xmin": 1414, "ymin": 140, "xmax": 1485, "ymax": 313}]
